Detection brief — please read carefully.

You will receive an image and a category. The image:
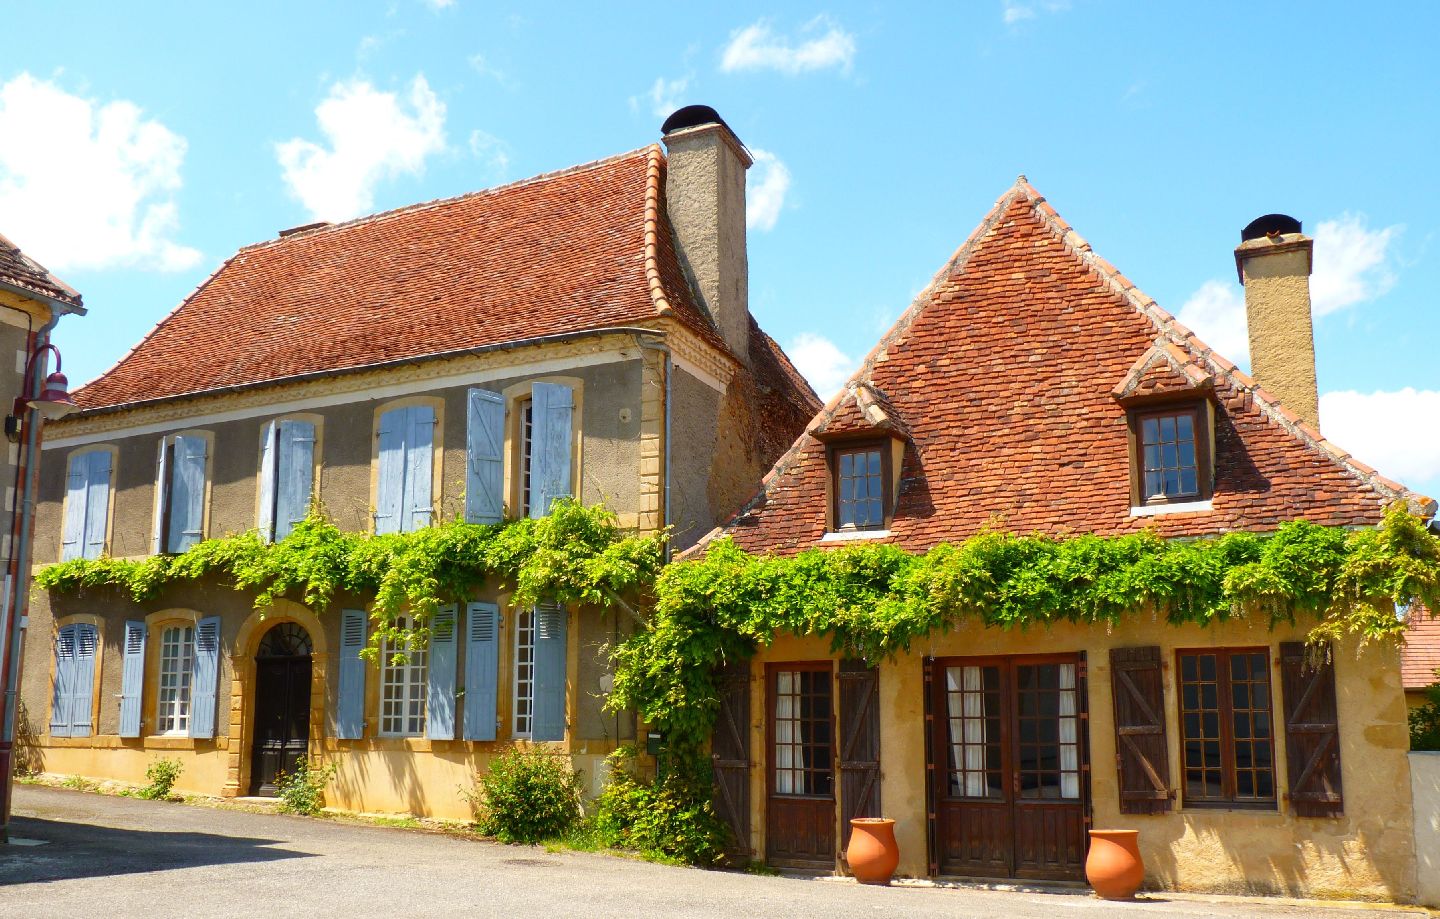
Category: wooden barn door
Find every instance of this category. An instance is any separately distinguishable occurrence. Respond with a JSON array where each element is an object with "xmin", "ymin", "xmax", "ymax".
[
  {"xmin": 711, "ymin": 660, "xmax": 752, "ymax": 862},
  {"xmin": 930, "ymin": 654, "xmax": 1088, "ymax": 880},
  {"xmin": 766, "ymin": 662, "xmax": 836, "ymax": 868},
  {"xmin": 838, "ymin": 659, "xmax": 881, "ymax": 859}
]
